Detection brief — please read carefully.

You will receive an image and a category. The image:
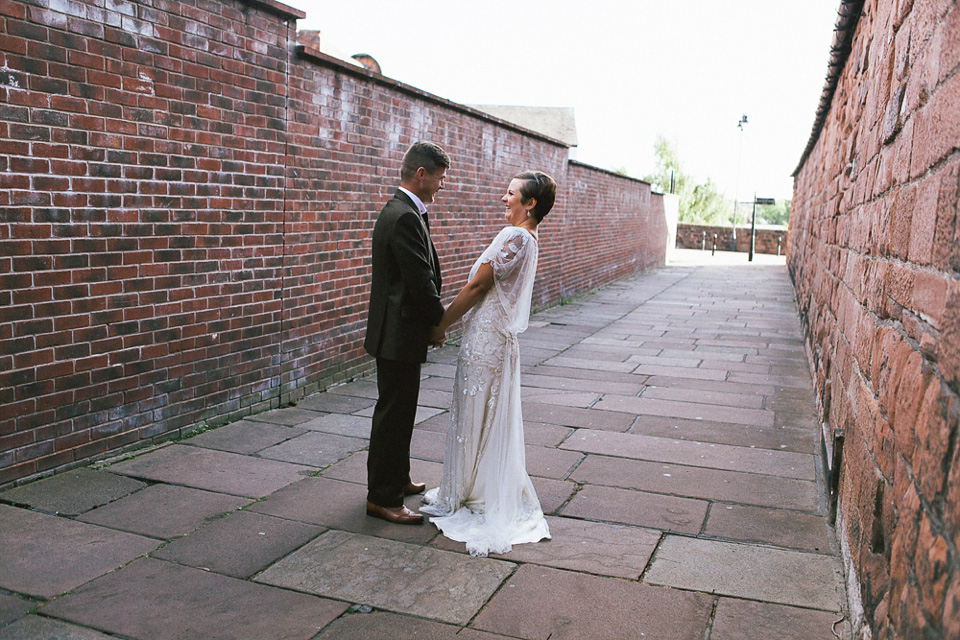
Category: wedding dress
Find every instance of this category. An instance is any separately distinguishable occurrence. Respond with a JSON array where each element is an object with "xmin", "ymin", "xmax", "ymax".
[{"xmin": 421, "ymin": 225, "xmax": 550, "ymax": 557}]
